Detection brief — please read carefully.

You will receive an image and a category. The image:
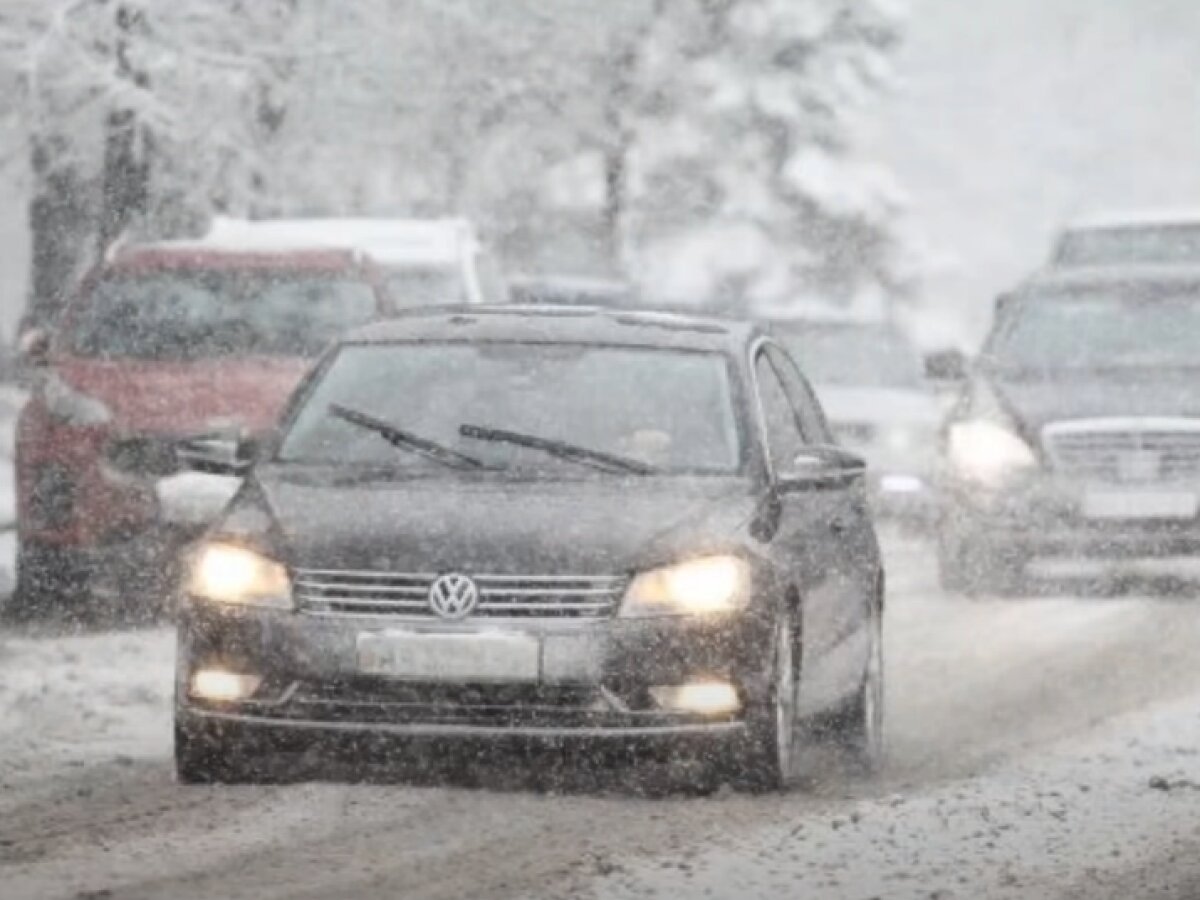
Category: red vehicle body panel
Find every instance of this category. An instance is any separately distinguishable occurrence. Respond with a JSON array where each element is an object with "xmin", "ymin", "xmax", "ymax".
[{"xmin": 17, "ymin": 246, "xmax": 383, "ymax": 553}]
